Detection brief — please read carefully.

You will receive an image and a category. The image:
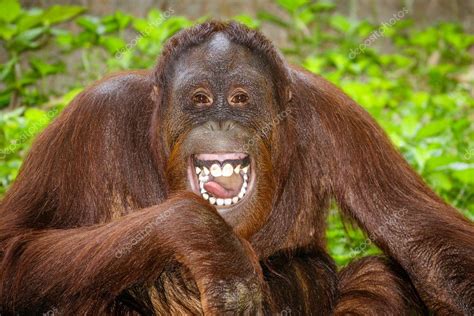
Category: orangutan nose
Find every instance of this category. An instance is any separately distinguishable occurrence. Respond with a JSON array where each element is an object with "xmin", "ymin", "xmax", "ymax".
[{"xmin": 206, "ymin": 120, "xmax": 236, "ymax": 132}]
